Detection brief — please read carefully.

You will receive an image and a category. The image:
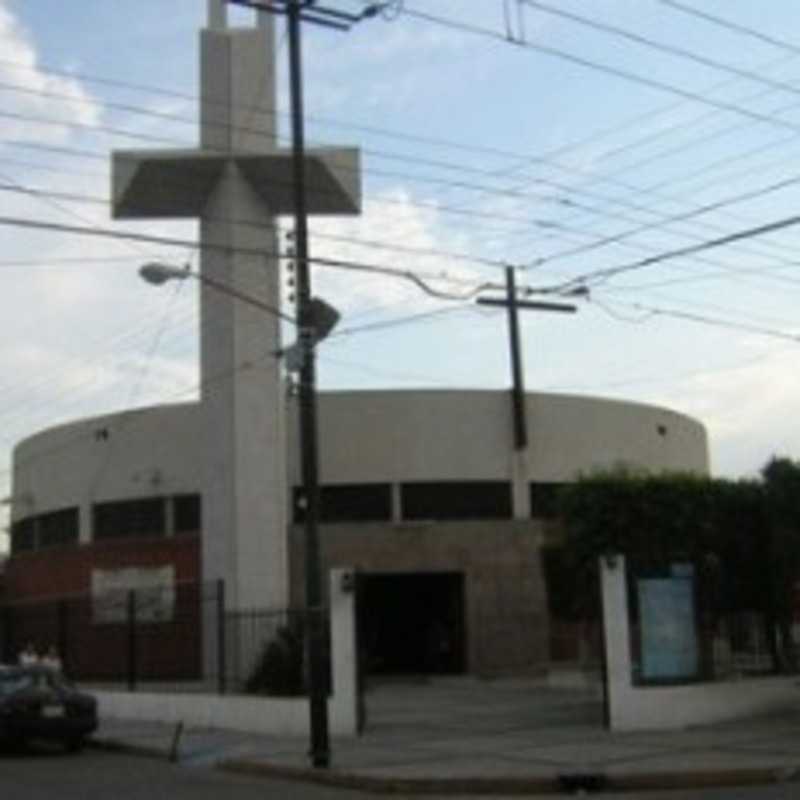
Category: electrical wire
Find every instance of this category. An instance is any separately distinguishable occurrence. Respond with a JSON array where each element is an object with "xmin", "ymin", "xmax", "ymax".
[
  {"xmin": 657, "ymin": 1, "xmax": 800, "ymax": 57},
  {"xmin": 0, "ymin": 214, "xmax": 505, "ymax": 300},
  {"xmin": 521, "ymin": 1, "xmax": 800, "ymax": 101},
  {"xmin": 10, "ymin": 72, "xmax": 800, "ymax": 280},
  {"xmin": 595, "ymin": 297, "xmax": 800, "ymax": 344},
  {"xmin": 552, "ymin": 212, "xmax": 800, "ymax": 292},
  {"xmin": 397, "ymin": 6, "xmax": 800, "ymax": 130},
  {"xmin": 10, "ymin": 130, "xmax": 800, "ymax": 301}
]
